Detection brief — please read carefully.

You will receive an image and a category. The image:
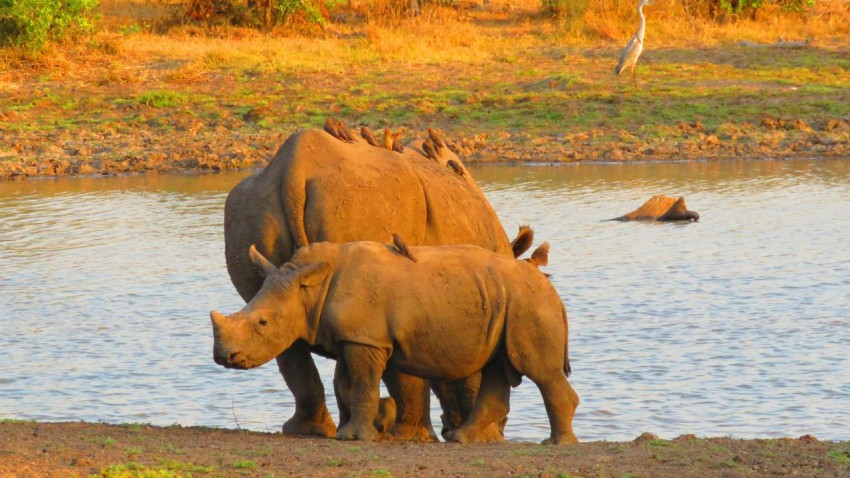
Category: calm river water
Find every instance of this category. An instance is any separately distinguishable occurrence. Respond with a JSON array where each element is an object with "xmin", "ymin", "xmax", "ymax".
[{"xmin": 1, "ymin": 159, "xmax": 848, "ymax": 442}]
